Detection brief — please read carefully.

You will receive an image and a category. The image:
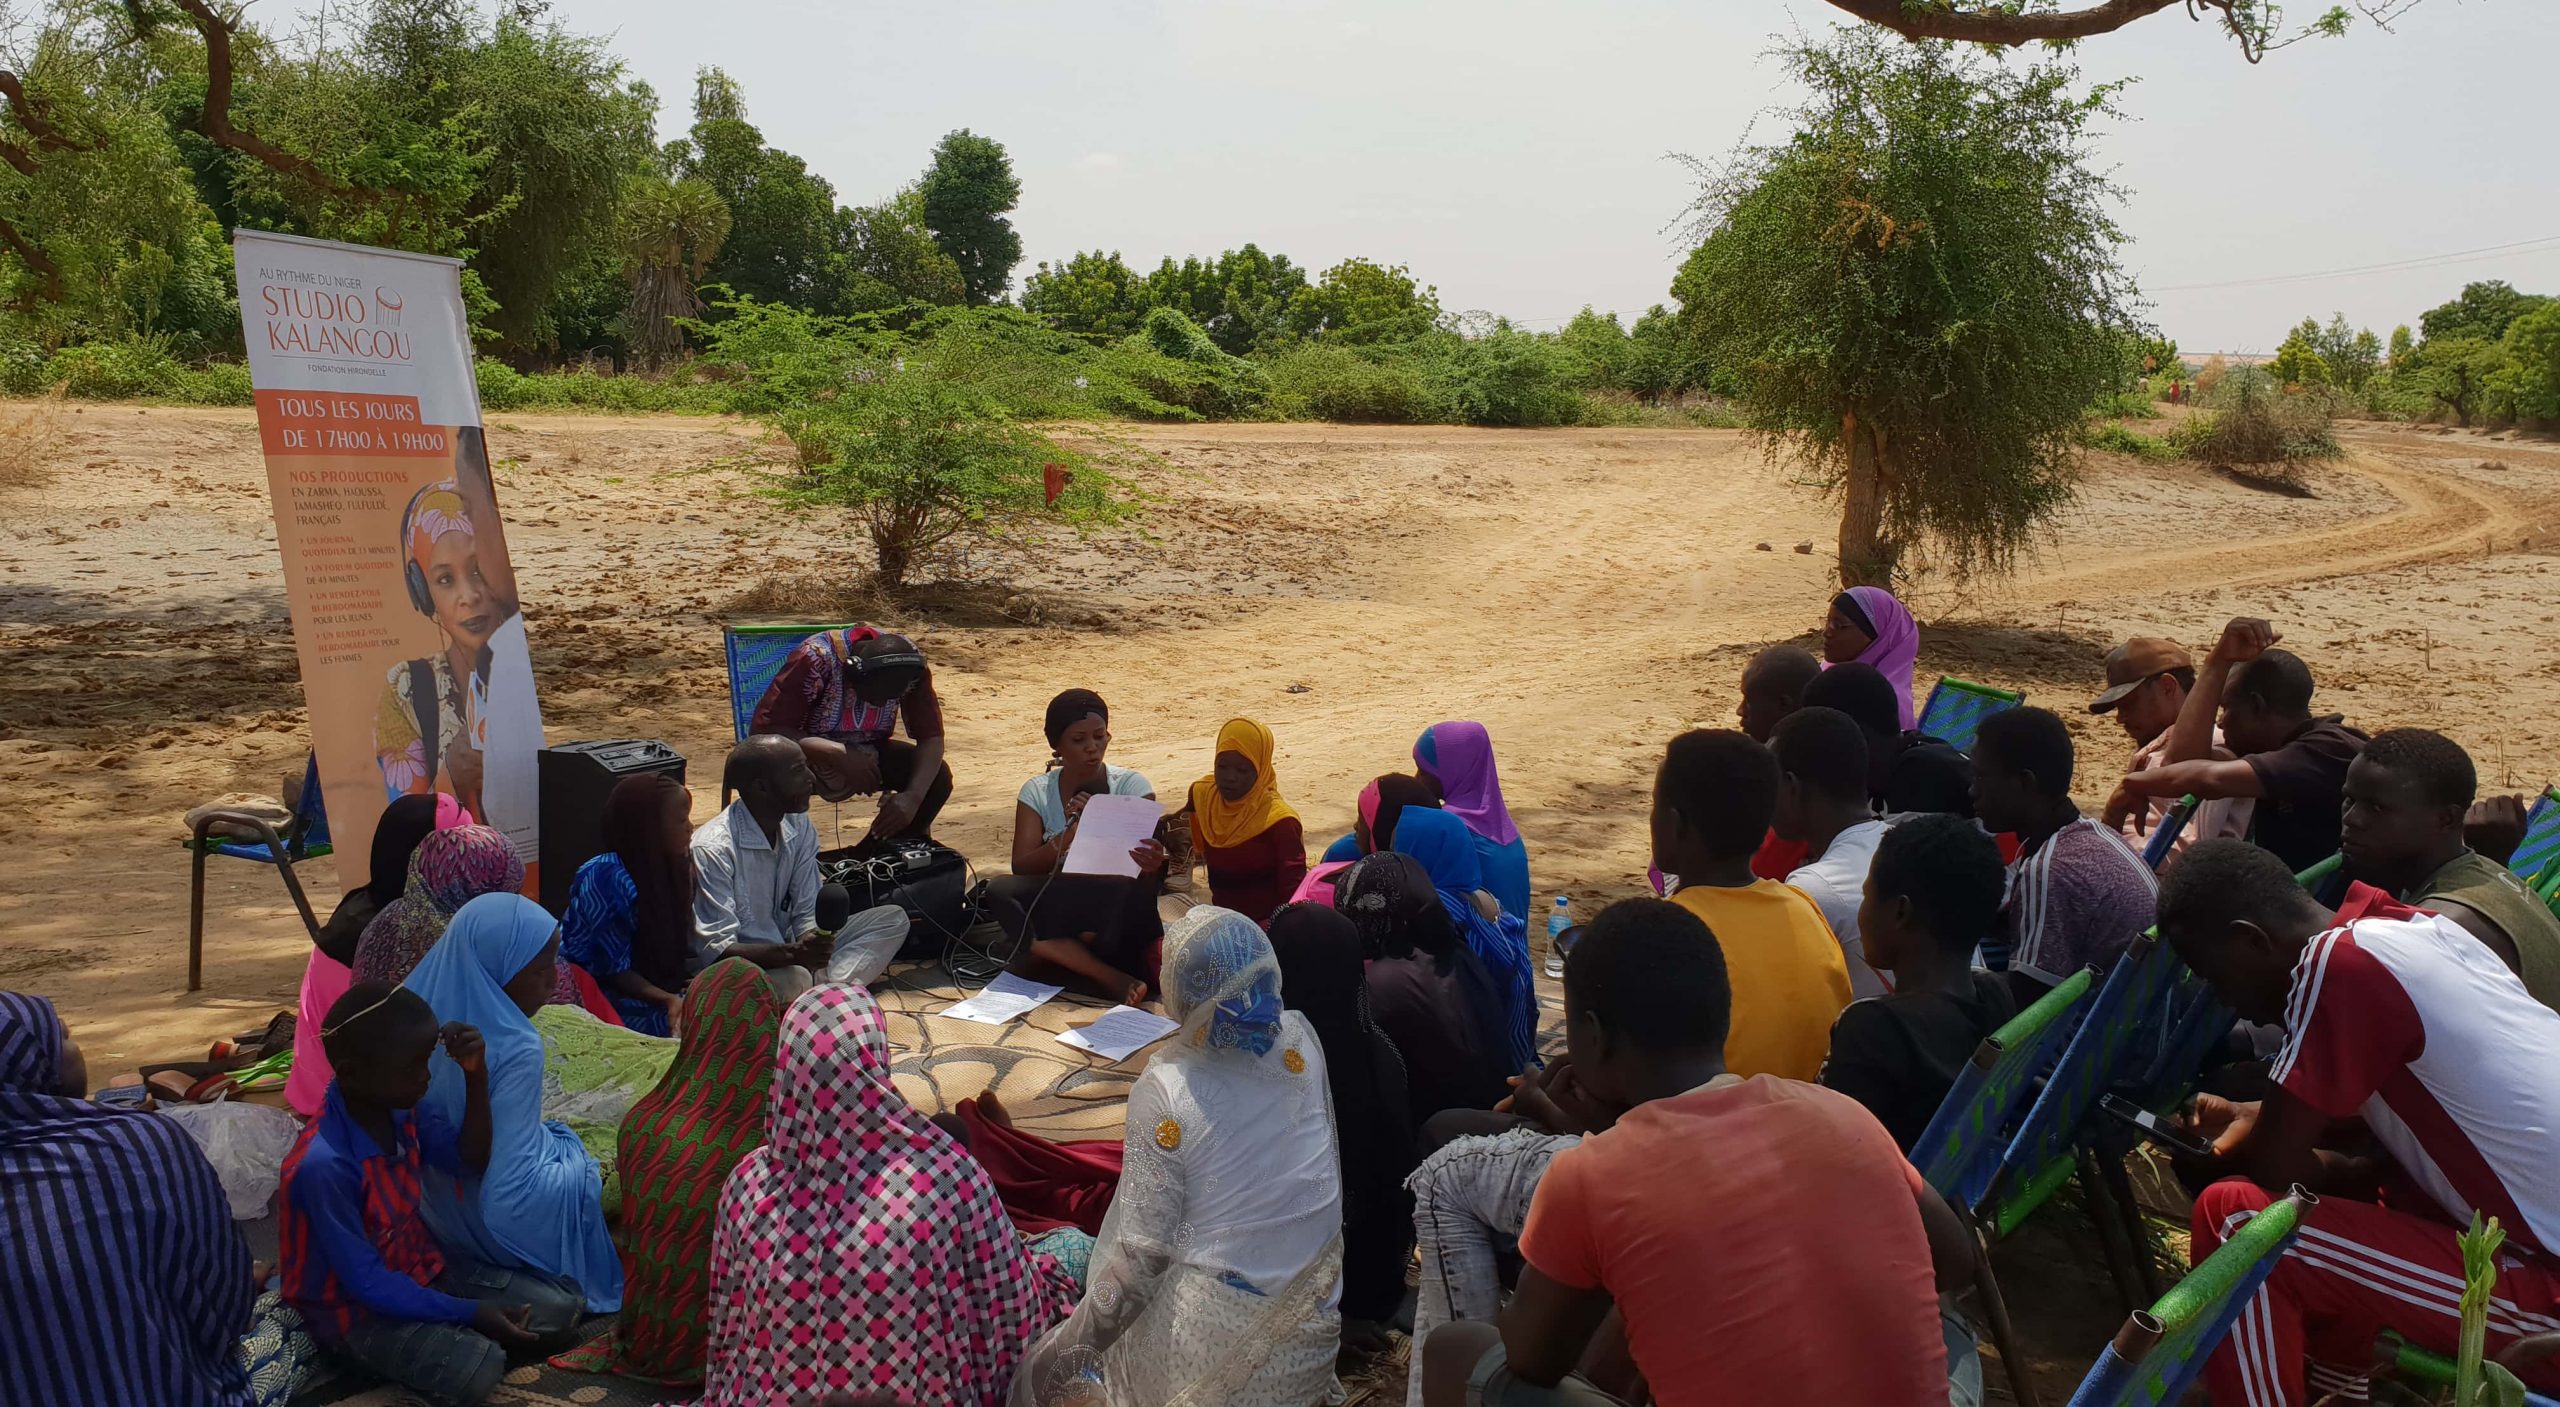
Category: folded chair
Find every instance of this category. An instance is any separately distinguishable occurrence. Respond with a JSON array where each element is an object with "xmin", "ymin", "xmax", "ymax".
[
  {"xmin": 2513, "ymin": 784, "xmax": 2560, "ymax": 887},
  {"xmin": 183, "ymin": 752, "xmax": 331, "ymax": 992},
  {"xmin": 1916, "ymin": 676, "xmax": 2025, "ymax": 754},
  {"xmin": 724, "ymin": 622, "xmax": 865, "ymax": 742},
  {"xmin": 2139, "ymin": 794, "xmax": 2199, "ymax": 872},
  {"xmin": 2064, "ymin": 1190, "xmax": 2311, "ymax": 1407},
  {"xmin": 1913, "ymin": 968, "xmax": 2099, "ymax": 1407}
]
